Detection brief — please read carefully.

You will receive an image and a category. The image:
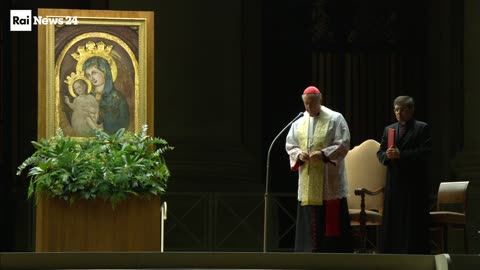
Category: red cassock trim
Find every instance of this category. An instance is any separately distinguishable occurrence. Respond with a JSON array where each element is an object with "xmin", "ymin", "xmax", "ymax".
[
  {"xmin": 325, "ymin": 199, "xmax": 341, "ymax": 237},
  {"xmin": 291, "ymin": 161, "xmax": 300, "ymax": 171}
]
